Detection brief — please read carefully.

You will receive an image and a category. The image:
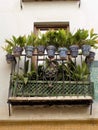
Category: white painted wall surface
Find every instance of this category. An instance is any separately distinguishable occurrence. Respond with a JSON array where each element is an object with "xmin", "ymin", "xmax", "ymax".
[{"xmin": 0, "ymin": 0, "xmax": 98, "ymax": 118}]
